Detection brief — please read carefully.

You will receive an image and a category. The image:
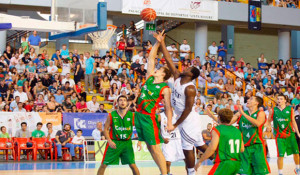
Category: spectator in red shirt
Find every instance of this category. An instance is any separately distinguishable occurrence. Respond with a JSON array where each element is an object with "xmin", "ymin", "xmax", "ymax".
[
  {"xmin": 24, "ymin": 100, "xmax": 34, "ymax": 112},
  {"xmin": 76, "ymin": 98, "xmax": 88, "ymax": 112},
  {"xmin": 116, "ymin": 37, "xmax": 127, "ymax": 61}
]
